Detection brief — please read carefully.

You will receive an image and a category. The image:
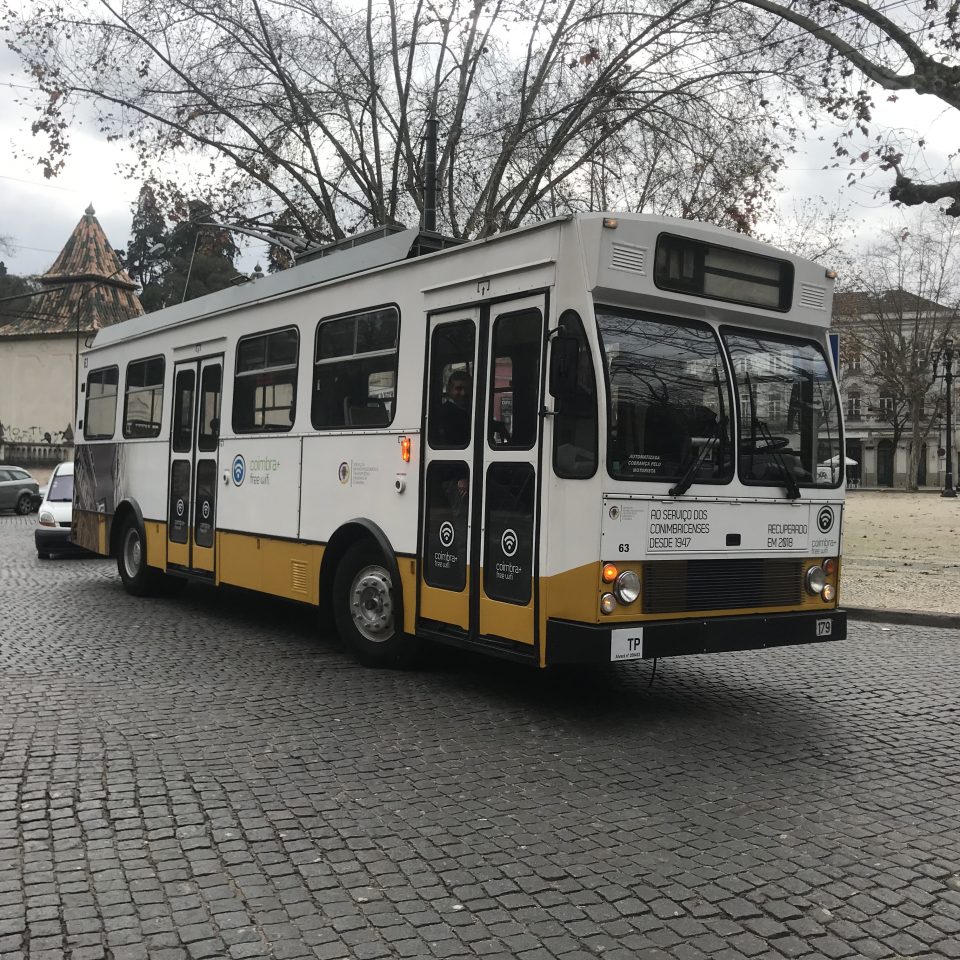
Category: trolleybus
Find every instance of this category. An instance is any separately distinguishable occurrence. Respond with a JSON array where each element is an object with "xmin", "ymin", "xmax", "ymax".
[{"xmin": 73, "ymin": 212, "xmax": 846, "ymax": 667}]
